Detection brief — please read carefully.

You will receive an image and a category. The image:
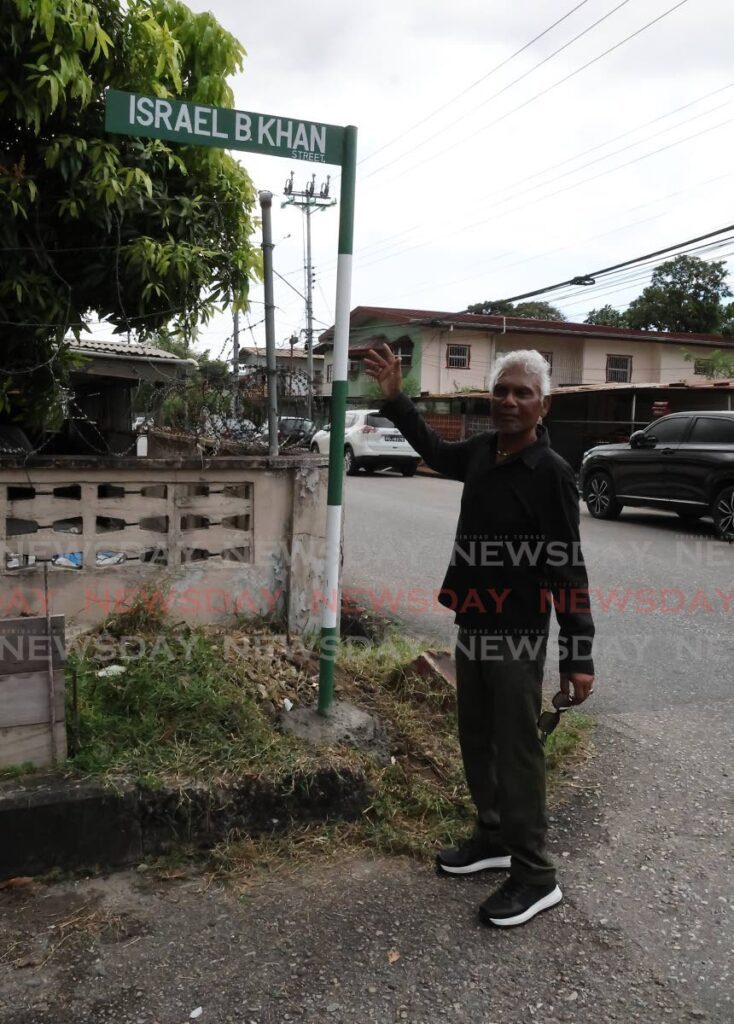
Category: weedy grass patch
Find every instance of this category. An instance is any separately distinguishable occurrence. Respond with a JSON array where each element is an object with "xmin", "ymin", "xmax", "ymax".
[
  {"xmin": 58, "ymin": 612, "xmax": 593, "ymax": 879},
  {"xmin": 65, "ymin": 621, "xmax": 330, "ymax": 785}
]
